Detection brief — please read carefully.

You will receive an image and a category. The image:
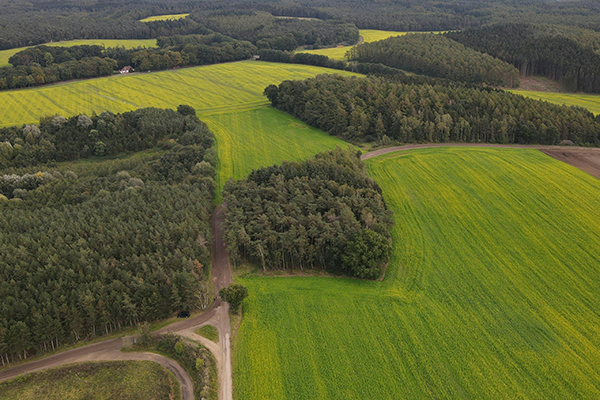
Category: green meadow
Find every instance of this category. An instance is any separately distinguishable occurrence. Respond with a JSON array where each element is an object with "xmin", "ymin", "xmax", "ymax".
[
  {"xmin": 233, "ymin": 147, "xmax": 600, "ymax": 399},
  {"xmin": 0, "ymin": 361, "xmax": 180, "ymax": 400},
  {"xmin": 0, "ymin": 39, "xmax": 157, "ymax": 67},
  {"xmin": 140, "ymin": 13, "xmax": 190, "ymax": 22},
  {"xmin": 0, "ymin": 61, "xmax": 357, "ymax": 128},
  {"xmin": 202, "ymin": 106, "xmax": 348, "ymax": 192},
  {"xmin": 511, "ymin": 89, "xmax": 600, "ymax": 115}
]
